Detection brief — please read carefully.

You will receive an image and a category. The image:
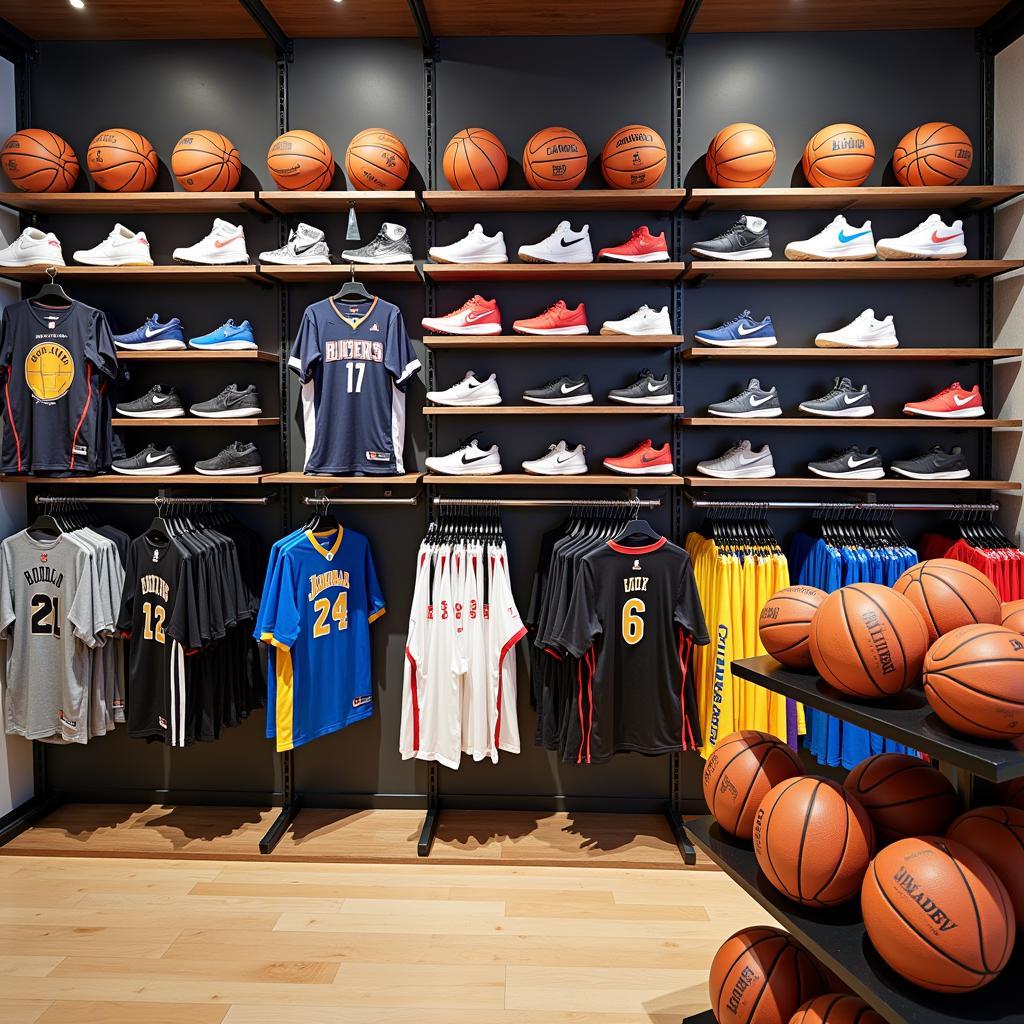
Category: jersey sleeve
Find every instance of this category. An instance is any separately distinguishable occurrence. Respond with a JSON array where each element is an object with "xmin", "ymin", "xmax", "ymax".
[
  {"xmin": 268, "ymin": 552, "xmax": 302, "ymax": 650},
  {"xmin": 91, "ymin": 310, "xmax": 120, "ymax": 380},
  {"xmin": 69, "ymin": 547, "xmax": 101, "ymax": 649},
  {"xmin": 166, "ymin": 552, "xmax": 205, "ymax": 652},
  {"xmin": 364, "ymin": 538, "xmax": 386, "ymax": 623},
  {"xmin": 0, "ymin": 540, "xmax": 14, "ymax": 638},
  {"xmin": 288, "ymin": 307, "xmax": 321, "ymax": 382},
  {"xmin": 555, "ymin": 559, "xmax": 601, "ymax": 658},
  {"xmin": 0, "ymin": 310, "xmax": 11, "ymax": 374},
  {"xmin": 115, "ymin": 542, "xmax": 137, "ymax": 636},
  {"xmin": 675, "ymin": 556, "xmax": 710, "ymax": 645},
  {"xmin": 384, "ymin": 309, "xmax": 420, "ymax": 389}
]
